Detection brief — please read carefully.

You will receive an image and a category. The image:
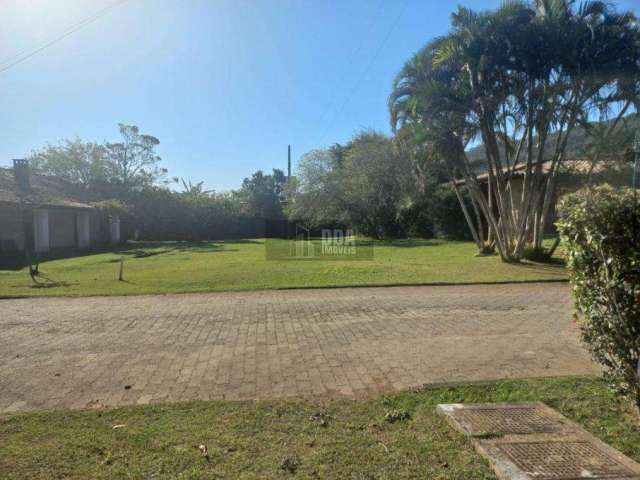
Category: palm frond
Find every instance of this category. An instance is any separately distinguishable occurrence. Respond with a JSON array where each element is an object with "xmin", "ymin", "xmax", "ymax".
[{"xmin": 432, "ymin": 36, "xmax": 463, "ymax": 68}]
